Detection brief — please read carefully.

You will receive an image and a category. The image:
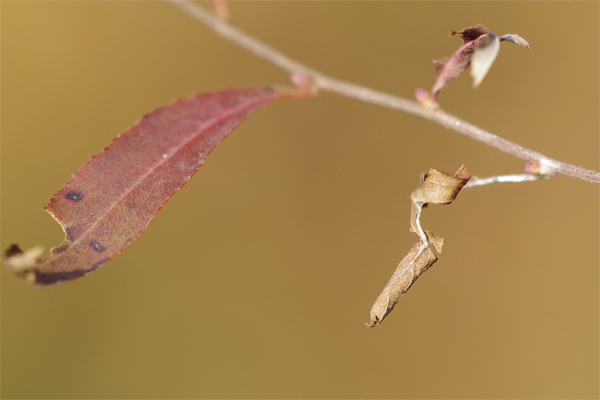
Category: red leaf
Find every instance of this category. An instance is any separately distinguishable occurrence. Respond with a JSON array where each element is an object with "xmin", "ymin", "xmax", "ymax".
[{"xmin": 4, "ymin": 87, "xmax": 310, "ymax": 285}]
